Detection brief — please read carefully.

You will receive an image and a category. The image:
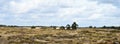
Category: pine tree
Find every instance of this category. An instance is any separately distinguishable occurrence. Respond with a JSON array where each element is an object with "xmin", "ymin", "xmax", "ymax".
[
  {"xmin": 71, "ymin": 22, "xmax": 78, "ymax": 30},
  {"xmin": 66, "ymin": 24, "xmax": 71, "ymax": 30},
  {"xmin": 89, "ymin": 26, "xmax": 93, "ymax": 28},
  {"xmin": 103, "ymin": 25, "xmax": 106, "ymax": 28}
]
